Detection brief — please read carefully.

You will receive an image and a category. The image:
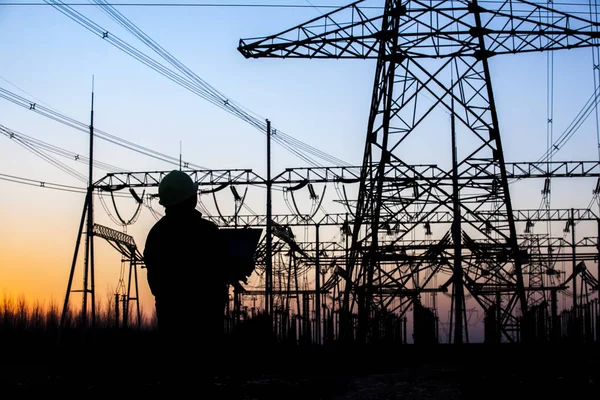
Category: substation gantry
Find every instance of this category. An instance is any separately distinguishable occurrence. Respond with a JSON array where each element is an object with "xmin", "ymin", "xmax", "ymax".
[
  {"xmin": 68, "ymin": 159, "xmax": 599, "ymax": 343},
  {"xmin": 60, "ymin": 217, "xmax": 144, "ymax": 330},
  {"xmin": 92, "ymin": 224, "xmax": 144, "ymax": 328},
  {"xmin": 236, "ymin": 0, "xmax": 600, "ymax": 343}
]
